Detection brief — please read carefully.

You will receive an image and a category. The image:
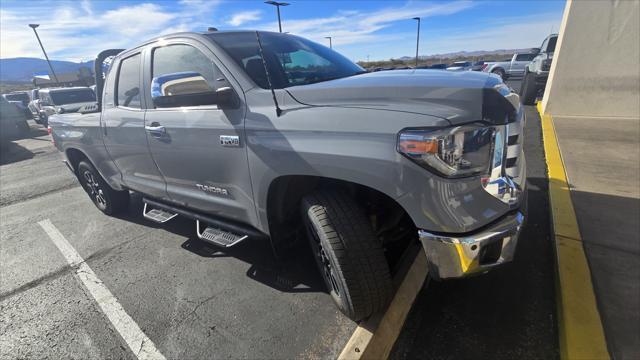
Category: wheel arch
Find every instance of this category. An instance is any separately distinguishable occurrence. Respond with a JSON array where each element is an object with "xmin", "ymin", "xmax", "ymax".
[
  {"xmin": 265, "ymin": 174, "xmax": 416, "ymax": 256},
  {"xmin": 64, "ymin": 147, "xmax": 125, "ymax": 191}
]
